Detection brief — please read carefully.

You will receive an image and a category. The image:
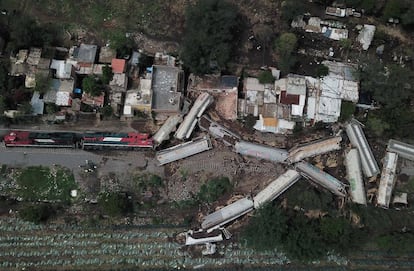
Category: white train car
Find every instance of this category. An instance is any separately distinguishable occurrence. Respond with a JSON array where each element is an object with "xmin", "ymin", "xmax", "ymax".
[
  {"xmin": 288, "ymin": 136, "xmax": 342, "ymax": 164},
  {"xmin": 175, "ymin": 93, "xmax": 214, "ymax": 140},
  {"xmin": 234, "ymin": 141, "xmax": 288, "ymax": 163},
  {"xmin": 253, "ymin": 169, "xmax": 301, "ymax": 209},
  {"xmin": 345, "ymin": 149, "xmax": 367, "ymax": 205},
  {"xmin": 201, "ymin": 197, "xmax": 254, "ymax": 230},
  {"xmin": 296, "ymin": 161, "xmax": 347, "ymax": 197},
  {"xmin": 377, "ymin": 152, "xmax": 399, "ymax": 208}
]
